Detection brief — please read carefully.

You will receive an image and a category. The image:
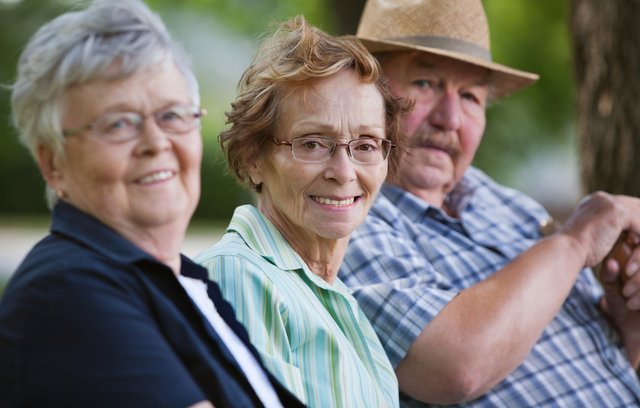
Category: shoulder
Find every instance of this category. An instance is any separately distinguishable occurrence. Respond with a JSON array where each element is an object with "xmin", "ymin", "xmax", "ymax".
[
  {"xmin": 465, "ymin": 167, "xmax": 550, "ymax": 222},
  {"xmin": 0, "ymin": 233, "xmax": 153, "ymax": 344},
  {"xmin": 197, "ymin": 232, "xmax": 262, "ymax": 265},
  {"xmin": 195, "ymin": 232, "xmax": 291, "ymax": 316},
  {"xmin": 0, "ymin": 226, "xmax": 251, "ymax": 406},
  {"xmin": 196, "ymin": 233, "xmax": 278, "ymax": 281},
  {"xmin": 466, "ymin": 167, "xmax": 541, "ymax": 204},
  {"xmin": 8, "ymin": 234, "xmax": 138, "ymax": 301},
  {"xmin": 196, "ymin": 231, "xmax": 301, "ymax": 285}
]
